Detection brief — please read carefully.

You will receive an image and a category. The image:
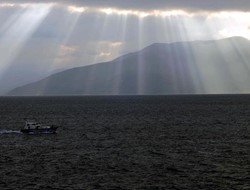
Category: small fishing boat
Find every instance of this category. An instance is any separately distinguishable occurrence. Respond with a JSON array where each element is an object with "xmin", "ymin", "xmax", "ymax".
[{"xmin": 20, "ymin": 120, "xmax": 58, "ymax": 134}]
